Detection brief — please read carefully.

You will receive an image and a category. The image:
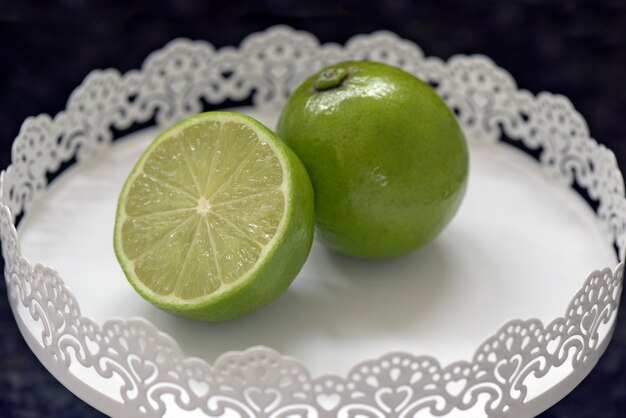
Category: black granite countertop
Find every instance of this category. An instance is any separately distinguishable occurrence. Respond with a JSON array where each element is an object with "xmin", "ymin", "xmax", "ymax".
[{"xmin": 1, "ymin": 1, "xmax": 626, "ymax": 416}]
